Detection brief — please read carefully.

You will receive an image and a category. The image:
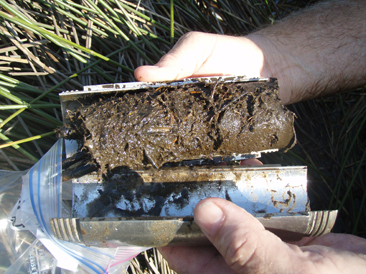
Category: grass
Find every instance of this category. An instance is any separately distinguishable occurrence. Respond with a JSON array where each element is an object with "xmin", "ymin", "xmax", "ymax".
[{"xmin": 0, "ymin": 0, "xmax": 364, "ymax": 273}]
